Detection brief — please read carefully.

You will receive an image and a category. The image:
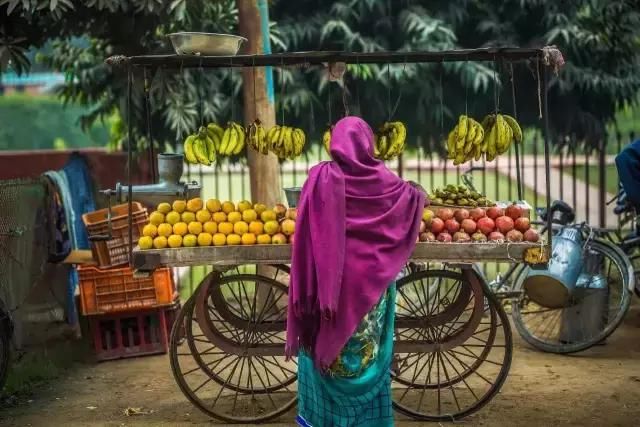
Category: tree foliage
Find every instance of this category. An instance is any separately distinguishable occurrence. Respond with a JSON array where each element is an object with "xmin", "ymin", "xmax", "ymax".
[{"xmin": 2, "ymin": 0, "xmax": 639, "ymax": 153}]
